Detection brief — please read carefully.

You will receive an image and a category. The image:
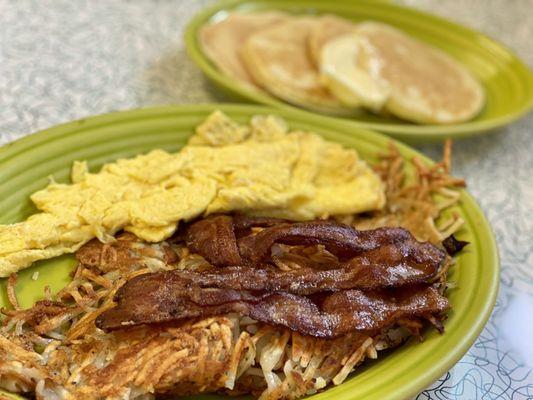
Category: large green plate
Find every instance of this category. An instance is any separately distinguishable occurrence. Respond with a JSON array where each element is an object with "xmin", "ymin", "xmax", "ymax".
[
  {"xmin": 185, "ymin": 0, "xmax": 533, "ymax": 141},
  {"xmin": 0, "ymin": 105, "xmax": 498, "ymax": 400}
]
